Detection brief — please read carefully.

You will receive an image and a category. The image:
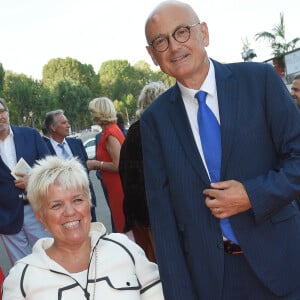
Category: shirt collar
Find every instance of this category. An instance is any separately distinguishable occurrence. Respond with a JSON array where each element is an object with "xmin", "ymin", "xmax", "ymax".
[
  {"xmin": 8, "ymin": 126, "xmax": 14, "ymax": 138},
  {"xmin": 50, "ymin": 138, "xmax": 67, "ymax": 146},
  {"xmin": 177, "ymin": 59, "xmax": 217, "ymax": 99}
]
